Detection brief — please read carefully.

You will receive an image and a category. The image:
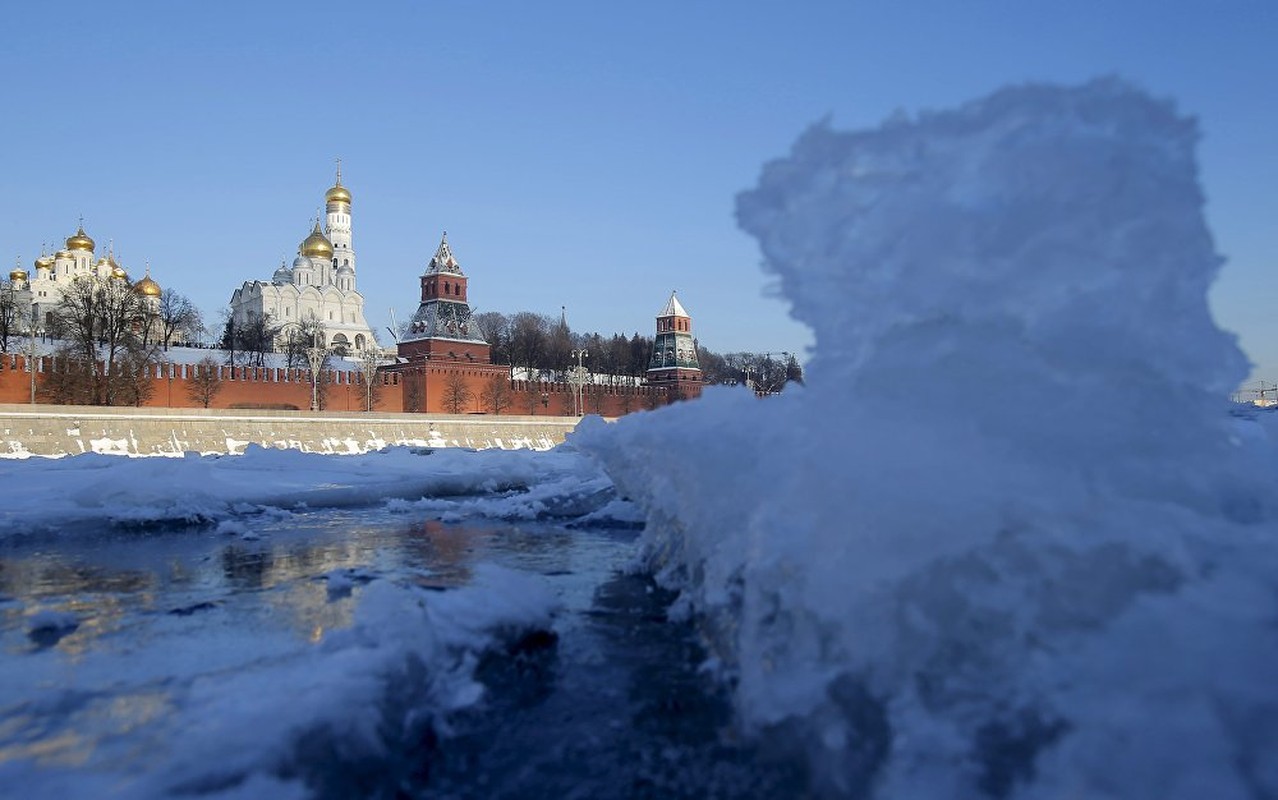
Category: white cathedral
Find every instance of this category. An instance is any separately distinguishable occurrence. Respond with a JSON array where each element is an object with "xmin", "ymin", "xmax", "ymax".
[
  {"xmin": 229, "ymin": 169, "xmax": 377, "ymax": 354},
  {"xmin": 11, "ymin": 225, "xmax": 163, "ymax": 330}
]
